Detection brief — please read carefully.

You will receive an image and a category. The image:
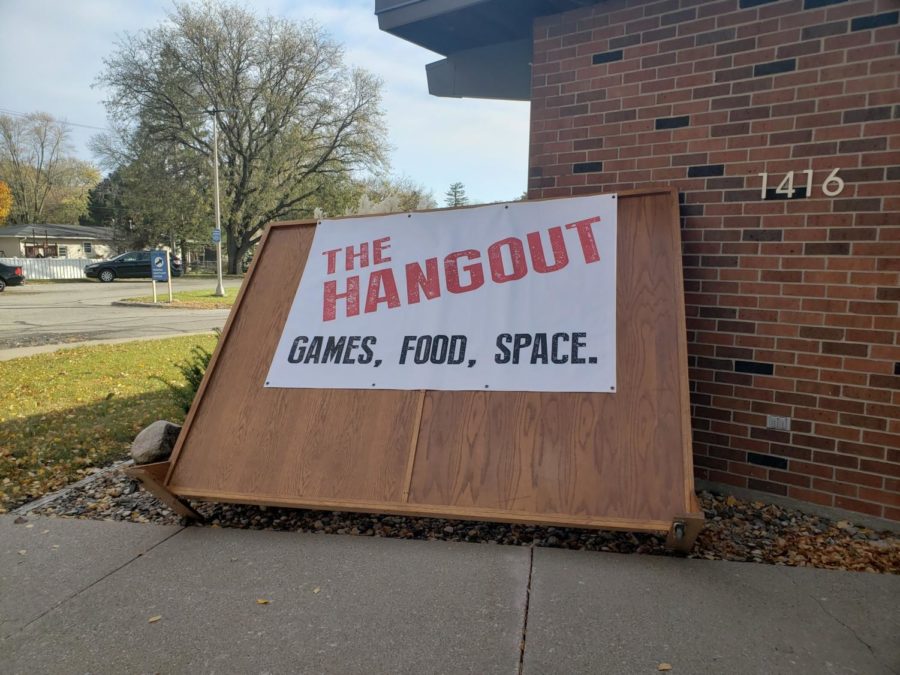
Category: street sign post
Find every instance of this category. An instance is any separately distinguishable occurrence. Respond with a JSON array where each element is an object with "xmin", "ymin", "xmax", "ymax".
[{"xmin": 150, "ymin": 250, "xmax": 173, "ymax": 303}]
